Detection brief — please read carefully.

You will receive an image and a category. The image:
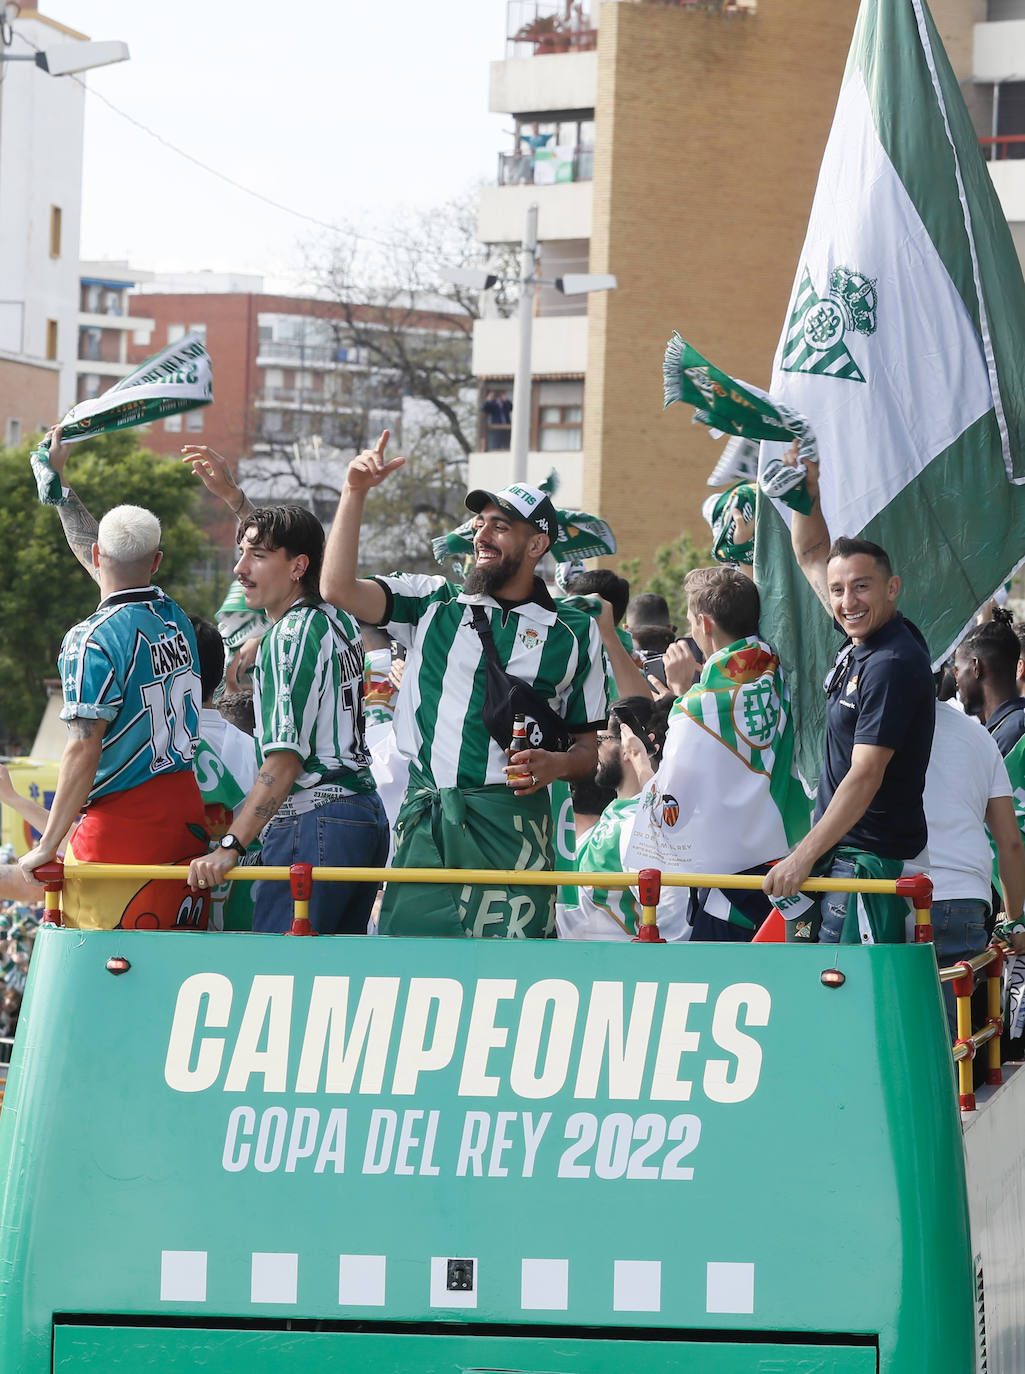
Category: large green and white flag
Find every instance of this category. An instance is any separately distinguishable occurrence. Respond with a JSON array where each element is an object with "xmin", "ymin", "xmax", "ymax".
[{"xmin": 755, "ymin": 0, "xmax": 1025, "ymax": 787}]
